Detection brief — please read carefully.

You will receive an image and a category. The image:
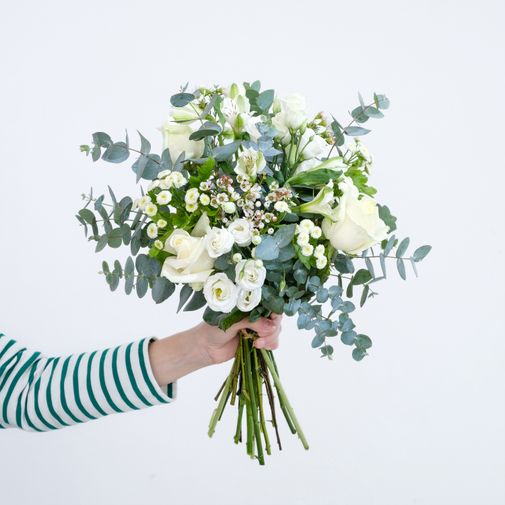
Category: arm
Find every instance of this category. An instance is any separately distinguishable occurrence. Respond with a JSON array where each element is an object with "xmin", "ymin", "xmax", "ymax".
[{"xmin": 0, "ymin": 316, "xmax": 281, "ymax": 432}]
